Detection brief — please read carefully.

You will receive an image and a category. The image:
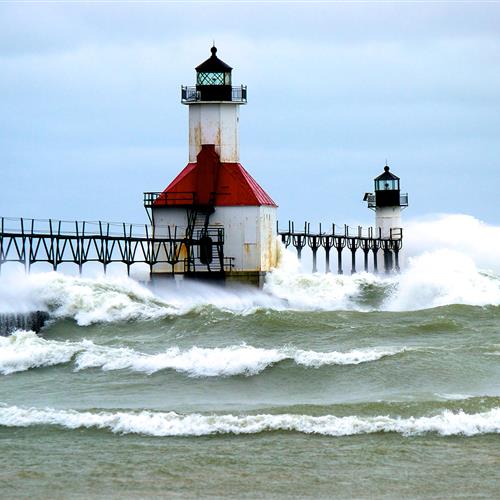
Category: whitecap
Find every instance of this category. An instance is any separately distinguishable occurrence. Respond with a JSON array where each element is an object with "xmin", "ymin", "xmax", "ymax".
[
  {"xmin": 0, "ymin": 330, "xmax": 81, "ymax": 375},
  {"xmin": 1, "ymin": 405, "xmax": 499, "ymax": 437},
  {"xmin": 0, "ymin": 332, "xmax": 404, "ymax": 376}
]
